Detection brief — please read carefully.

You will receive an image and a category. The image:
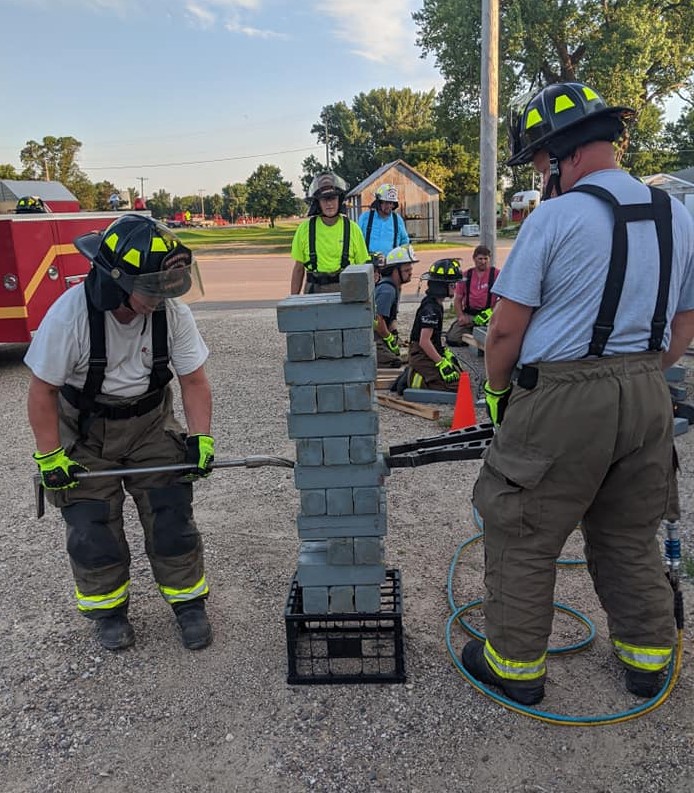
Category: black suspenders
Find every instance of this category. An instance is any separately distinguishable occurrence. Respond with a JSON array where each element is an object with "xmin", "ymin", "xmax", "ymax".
[
  {"xmin": 463, "ymin": 267, "xmax": 496, "ymax": 313},
  {"xmin": 305, "ymin": 215, "xmax": 351, "ymax": 272},
  {"xmin": 569, "ymin": 184, "xmax": 673, "ymax": 356},
  {"xmin": 364, "ymin": 209, "xmax": 398, "ymax": 251}
]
